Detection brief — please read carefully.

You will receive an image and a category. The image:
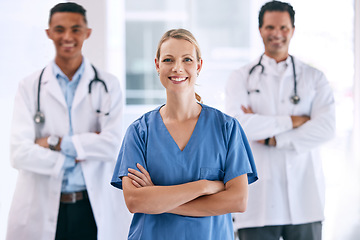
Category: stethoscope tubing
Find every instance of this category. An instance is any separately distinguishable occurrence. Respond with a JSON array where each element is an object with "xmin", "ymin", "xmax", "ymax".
[
  {"xmin": 34, "ymin": 64, "xmax": 110, "ymax": 124},
  {"xmin": 247, "ymin": 54, "xmax": 300, "ymax": 104}
]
